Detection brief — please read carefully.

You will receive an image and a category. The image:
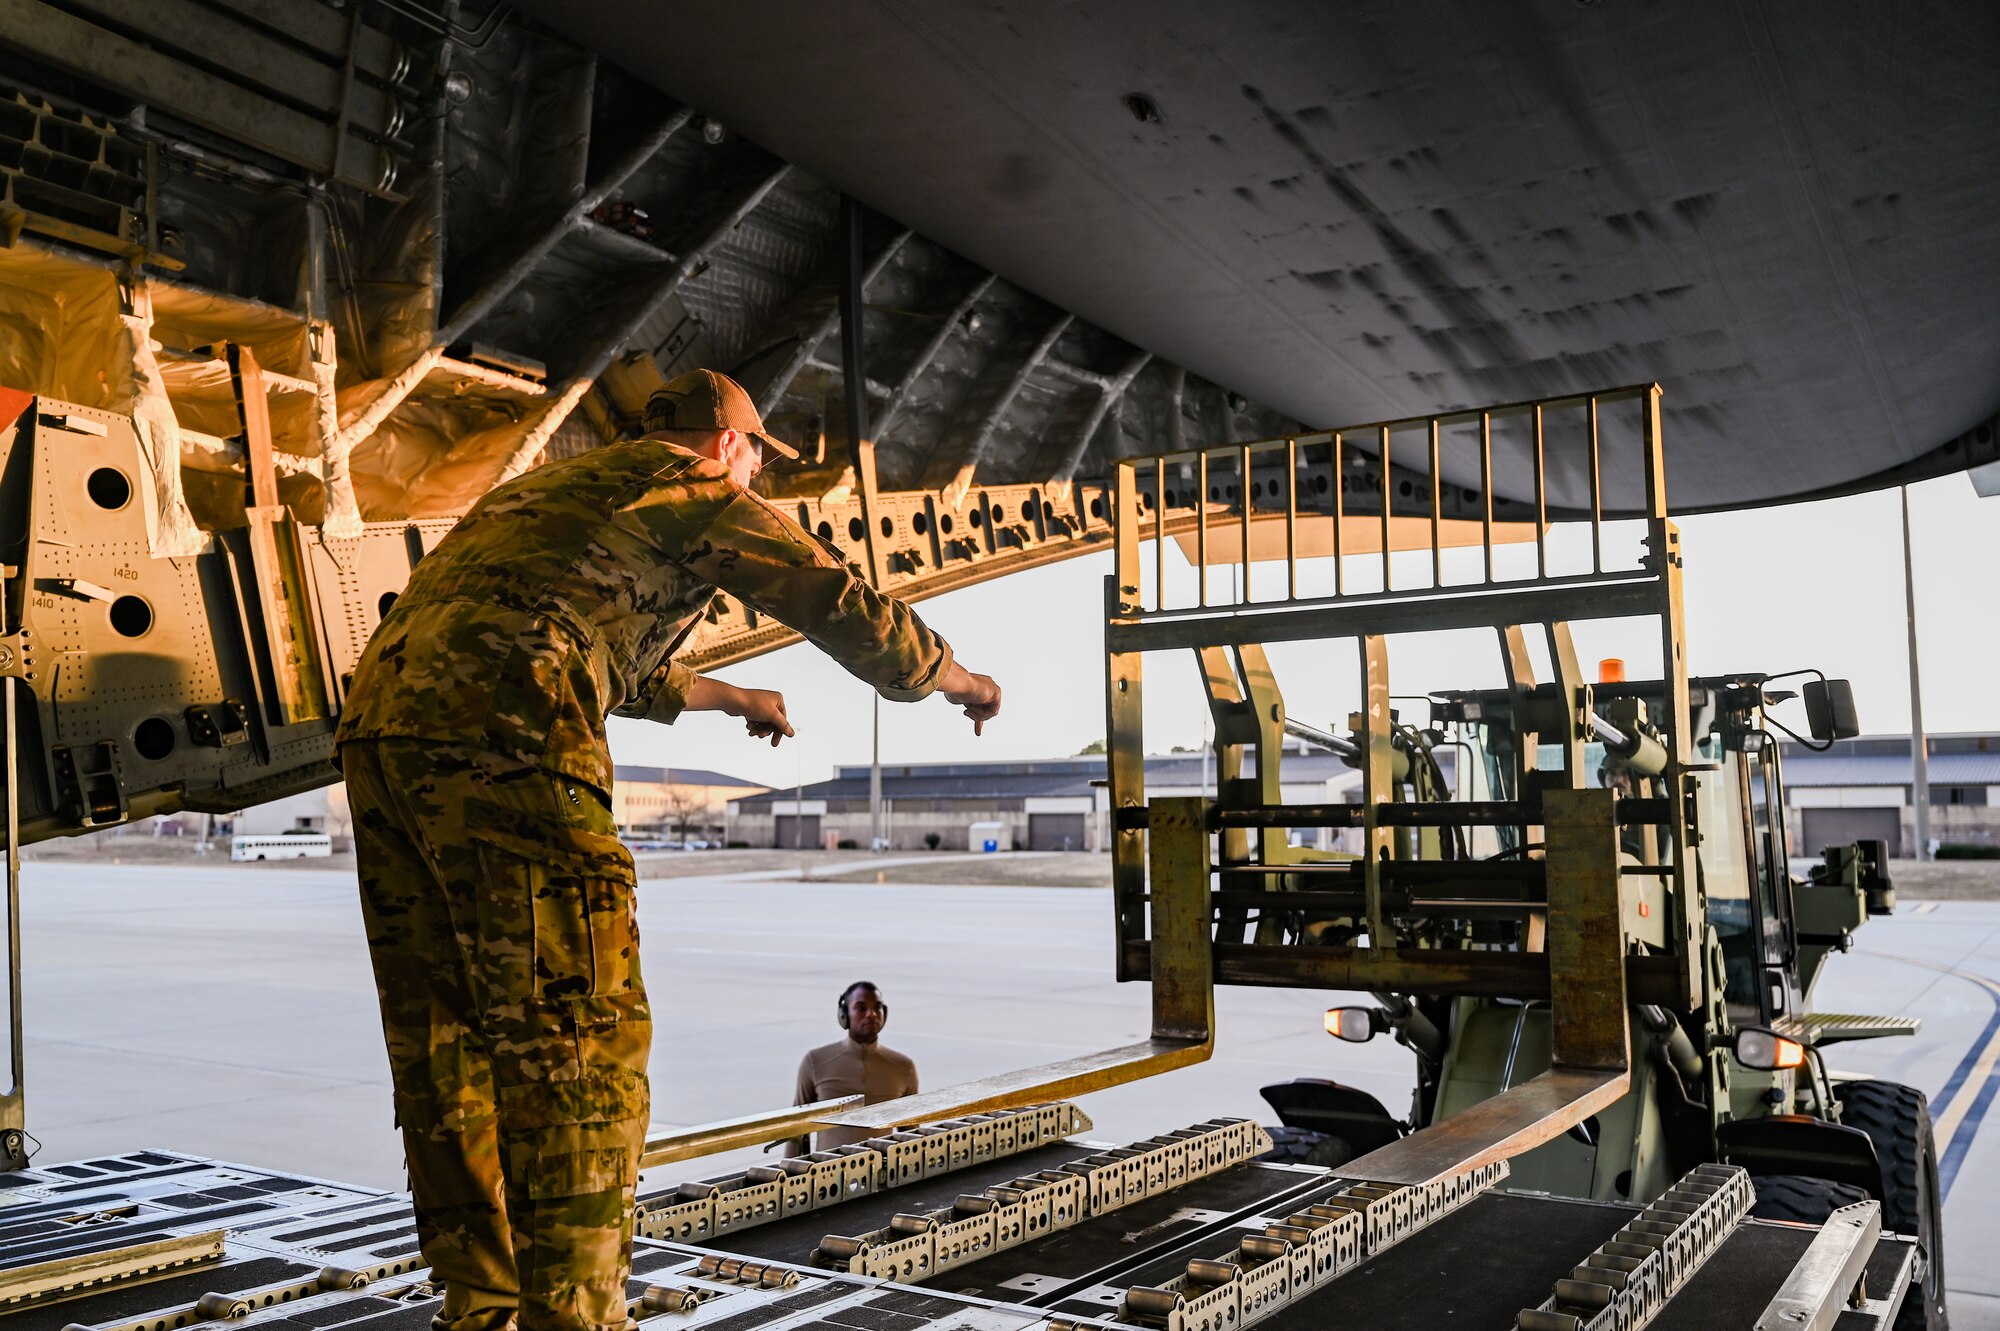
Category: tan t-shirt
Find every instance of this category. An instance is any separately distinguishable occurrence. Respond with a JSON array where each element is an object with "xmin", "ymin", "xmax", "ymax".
[{"xmin": 785, "ymin": 1036, "xmax": 919, "ymax": 1155}]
